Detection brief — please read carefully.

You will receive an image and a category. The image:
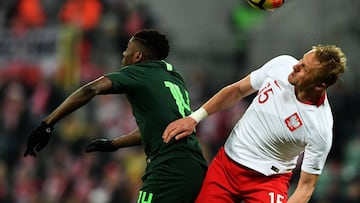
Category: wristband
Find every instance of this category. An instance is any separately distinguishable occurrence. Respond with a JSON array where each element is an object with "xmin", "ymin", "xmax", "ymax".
[{"xmin": 189, "ymin": 107, "xmax": 208, "ymax": 123}]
